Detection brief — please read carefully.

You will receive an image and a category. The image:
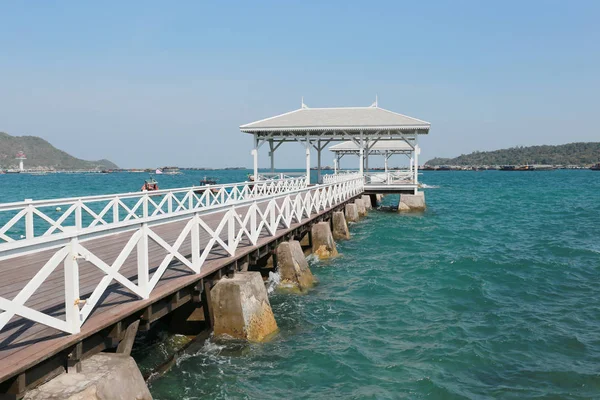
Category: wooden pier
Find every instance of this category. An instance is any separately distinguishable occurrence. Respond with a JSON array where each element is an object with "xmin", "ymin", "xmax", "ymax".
[{"xmin": 0, "ymin": 176, "xmax": 363, "ymax": 397}]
